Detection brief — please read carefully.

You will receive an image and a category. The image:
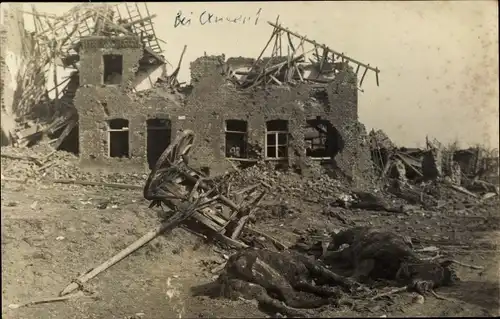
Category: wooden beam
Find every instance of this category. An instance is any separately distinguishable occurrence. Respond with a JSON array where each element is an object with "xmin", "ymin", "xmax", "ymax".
[
  {"xmin": 121, "ymin": 14, "xmax": 157, "ymax": 28},
  {"xmin": 246, "ymin": 48, "xmax": 315, "ymax": 89},
  {"xmin": 359, "ymin": 66, "xmax": 369, "ymax": 87},
  {"xmin": 267, "ymin": 21, "xmax": 380, "ymax": 74},
  {"xmin": 286, "ymin": 32, "xmax": 295, "ymax": 52}
]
